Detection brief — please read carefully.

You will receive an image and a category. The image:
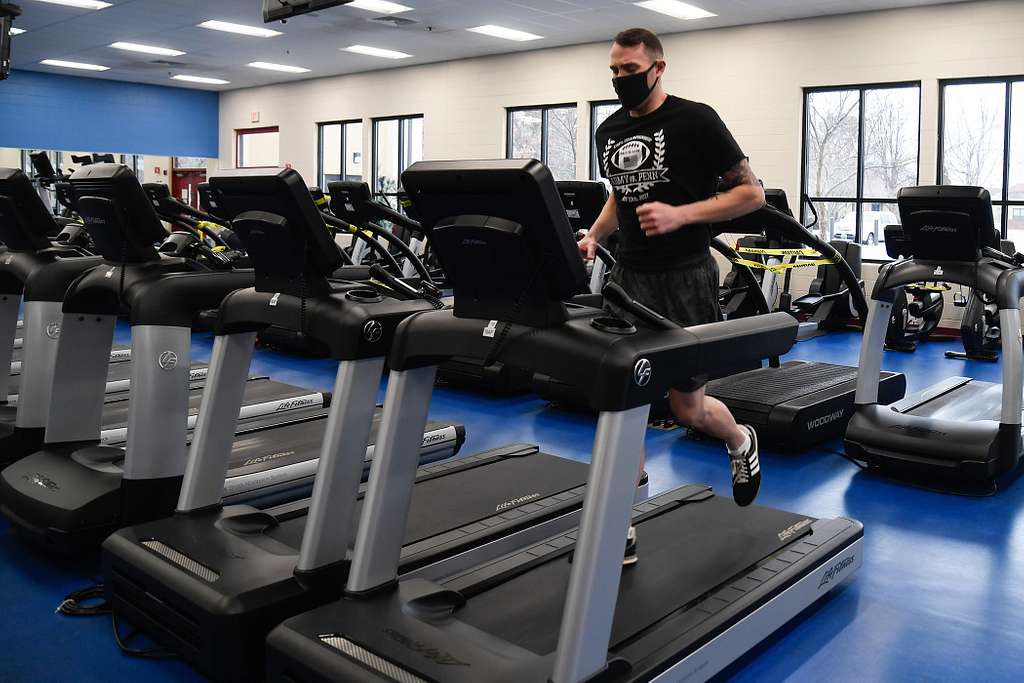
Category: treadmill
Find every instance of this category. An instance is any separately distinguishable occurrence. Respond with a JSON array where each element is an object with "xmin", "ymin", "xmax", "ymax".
[
  {"xmin": 0, "ymin": 167, "xmax": 140, "ymax": 460},
  {"xmin": 0, "ymin": 165, "xmax": 463, "ymax": 553},
  {"xmin": 328, "ymin": 180, "xmax": 536, "ymax": 396},
  {"xmin": 265, "ymin": 159, "xmax": 863, "ymax": 683},
  {"xmin": 705, "ymin": 195, "xmax": 907, "ymax": 450},
  {"xmin": 102, "ymin": 168, "xmax": 593, "ymax": 683},
  {"xmin": 845, "ymin": 186, "xmax": 1024, "ymax": 489}
]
